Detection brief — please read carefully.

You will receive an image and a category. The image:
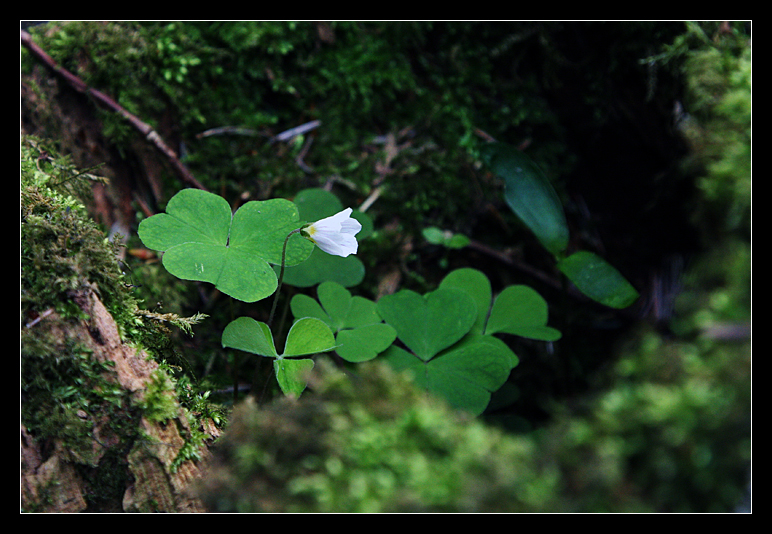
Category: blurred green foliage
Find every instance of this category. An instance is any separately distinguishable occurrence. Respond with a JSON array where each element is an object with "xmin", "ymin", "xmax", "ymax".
[
  {"xmin": 196, "ymin": 361, "xmax": 564, "ymax": 512},
  {"xmin": 198, "ymin": 322, "xmax": 748, "ymax": 512}
]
